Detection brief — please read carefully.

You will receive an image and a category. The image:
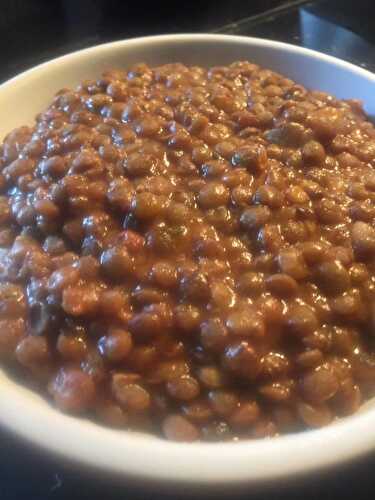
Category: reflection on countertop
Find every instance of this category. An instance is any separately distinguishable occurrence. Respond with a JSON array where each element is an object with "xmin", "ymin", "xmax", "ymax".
[{"xmin": 218, "ymin": 0, "xmax": 375, "ymax": 72}]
